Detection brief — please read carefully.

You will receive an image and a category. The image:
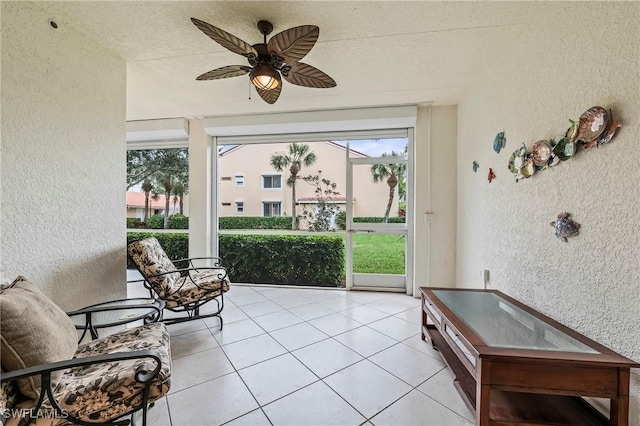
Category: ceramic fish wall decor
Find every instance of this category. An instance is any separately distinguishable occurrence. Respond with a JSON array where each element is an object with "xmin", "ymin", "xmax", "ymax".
[
  {"xmin": 488, "ymin": 168, "xmax": 496, "ymax": 183},
  {"xmin": 493, "ymin": 132, "xmax": 506, "ymax": 154}
]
